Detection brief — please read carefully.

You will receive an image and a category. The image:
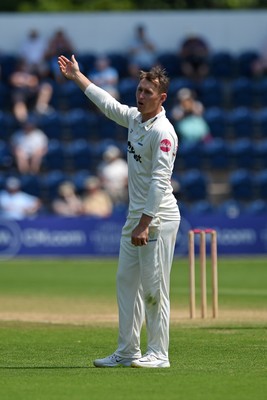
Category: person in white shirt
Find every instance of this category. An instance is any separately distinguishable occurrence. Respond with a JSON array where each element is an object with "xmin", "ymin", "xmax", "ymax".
[
  {"xmin": 0, "ymin": 177, "xmax": 41, "ymax": 220},
  {"xmin": 11, "ymin": 118, "xmax": 48, "ymax": 174},
  {"xmin": 58, "ymin": 54, "xmax": 180, "ymax": 369}
]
